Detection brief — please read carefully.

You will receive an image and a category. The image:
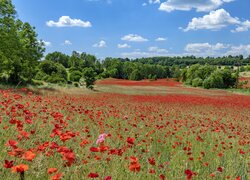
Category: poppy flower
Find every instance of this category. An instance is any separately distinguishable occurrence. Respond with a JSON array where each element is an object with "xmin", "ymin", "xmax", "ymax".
[
  {"xmin": 22, "ymin": 151, "xmax": 36, "ymax": 161},
  {"xmin": 48, "ymin": 168, "xmax": 58, "ymax": 174},
  {"xmin": 12, "ymin": 164, "xmax": 29, "ymax": 173},
  {"xmin": 88, "ymin": 173, "xmax": 99, "ymax": 178},
  {"xmin": 4, "ymin": 160, "xmax": 14, "ymax": 168},
  {"xmin": 129, "ymin": 156, "xmax": 140, "ymax": 172},
  {"xmin": 51, "ymin": 173, "xmax": 63, "ymax": 180},
  {"xmin": 126, "ymin": 137, "xmax": 135, "ymax": 145}
]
